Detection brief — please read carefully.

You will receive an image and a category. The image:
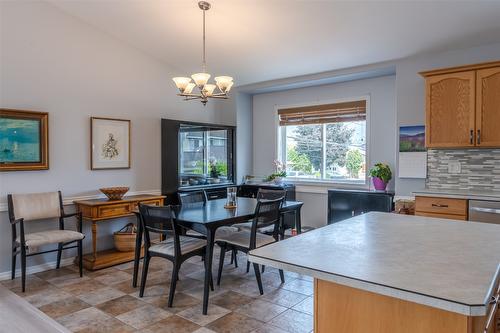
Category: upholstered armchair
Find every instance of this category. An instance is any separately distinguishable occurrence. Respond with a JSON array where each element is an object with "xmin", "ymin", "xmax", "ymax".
[{"xmin": 7, "ymin": 191, "xmax": 85, "ymax": 292}]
